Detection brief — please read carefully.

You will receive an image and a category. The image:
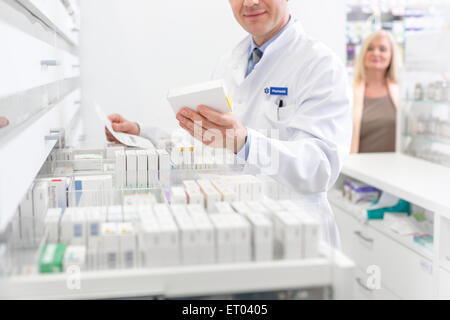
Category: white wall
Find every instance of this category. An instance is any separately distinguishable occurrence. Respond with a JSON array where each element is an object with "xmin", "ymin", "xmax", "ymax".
[{"xmin": 80, "ymin": 0, "xmax": 346, "ymax": 137}]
